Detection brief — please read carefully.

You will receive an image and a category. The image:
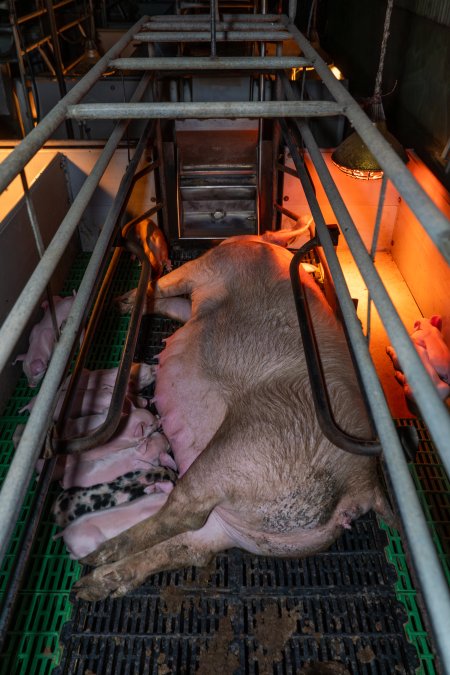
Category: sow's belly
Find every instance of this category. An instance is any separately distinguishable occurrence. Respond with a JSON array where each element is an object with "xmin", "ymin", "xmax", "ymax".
[{"xmin": 153, "ymin": 326, "xmax": 227, "ymax": 476}]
